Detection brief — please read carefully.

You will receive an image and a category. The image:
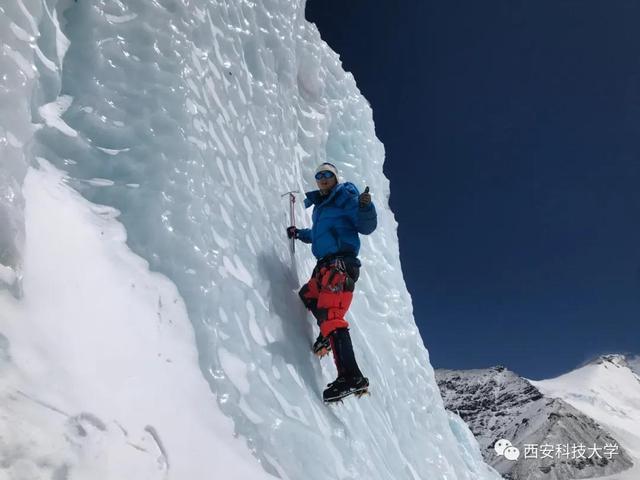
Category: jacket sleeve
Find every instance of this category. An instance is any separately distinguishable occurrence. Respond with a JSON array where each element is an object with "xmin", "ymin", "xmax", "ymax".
[
  {"xmin": 297, "ymin": 228, "xmax": 313, "ymax": 244},
  {"xmin": 356, "ymin": 202, "xmax": 377, "ymax": 235}
]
